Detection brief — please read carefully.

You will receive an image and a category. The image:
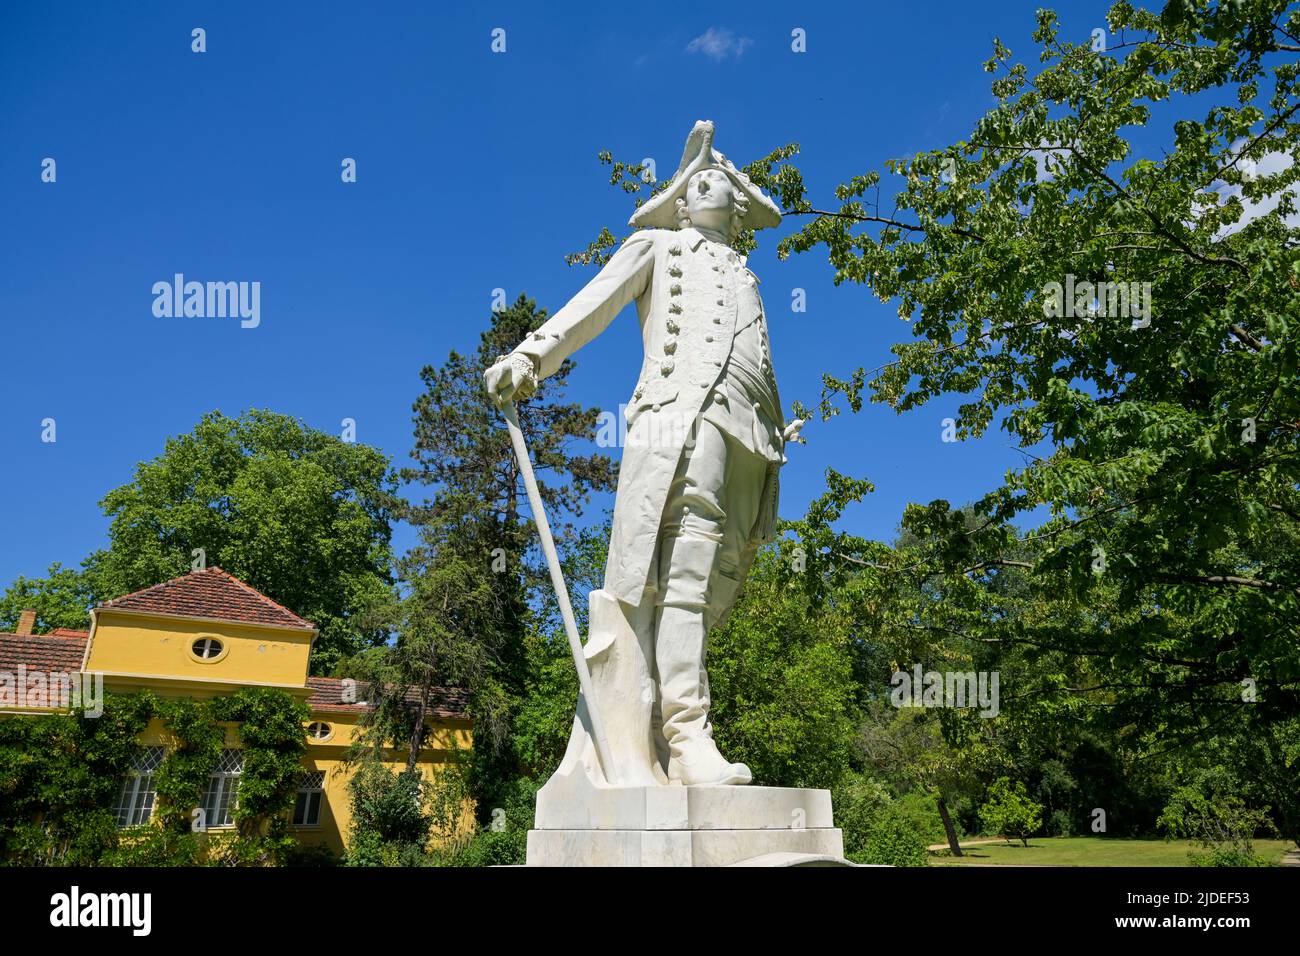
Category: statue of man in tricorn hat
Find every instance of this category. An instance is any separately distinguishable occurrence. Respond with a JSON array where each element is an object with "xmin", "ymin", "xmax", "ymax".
[{"xmin": 486, "ymin": 120, "xmax": 800, "ymax": 788}]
